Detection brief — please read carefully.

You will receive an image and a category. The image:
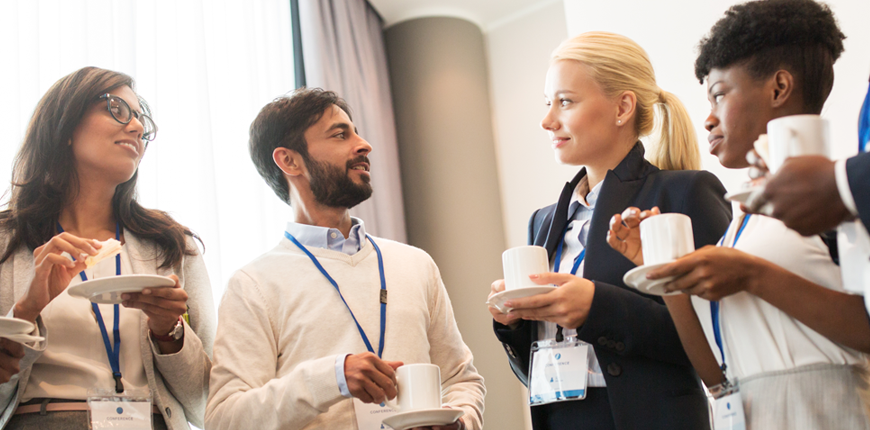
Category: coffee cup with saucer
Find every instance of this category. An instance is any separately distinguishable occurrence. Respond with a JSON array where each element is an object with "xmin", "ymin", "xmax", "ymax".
[
  {"xmin": 381, "ymin": 364, "xmax": 464, "ymax": 430},
  {"xmin": 486, "ymin": 246, "xmax": 554, "ymax": 313},
  {"xmin": 622, "ymin": 213, "xmax": 695, "ymax": 296}
]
